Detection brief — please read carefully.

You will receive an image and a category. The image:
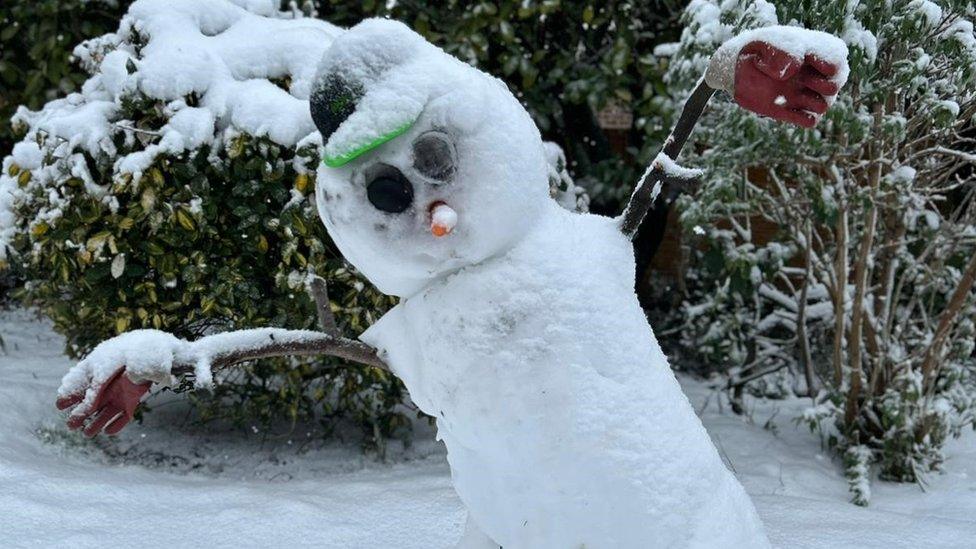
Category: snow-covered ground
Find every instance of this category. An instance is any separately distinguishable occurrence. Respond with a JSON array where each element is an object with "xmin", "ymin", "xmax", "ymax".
[{"xmin": 1, "ymin": 307, "xmax": 974, "ymax": 548}]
